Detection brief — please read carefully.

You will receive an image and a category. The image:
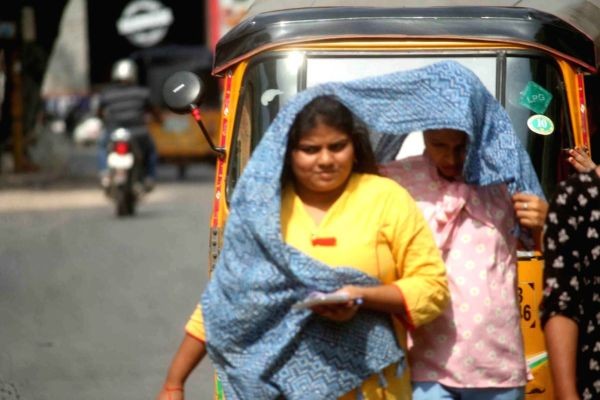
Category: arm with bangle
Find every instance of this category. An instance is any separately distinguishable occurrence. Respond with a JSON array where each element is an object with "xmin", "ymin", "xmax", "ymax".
[{"xmin": 156, "ymin": 308, "xmax": 207, "ymax": 400}]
